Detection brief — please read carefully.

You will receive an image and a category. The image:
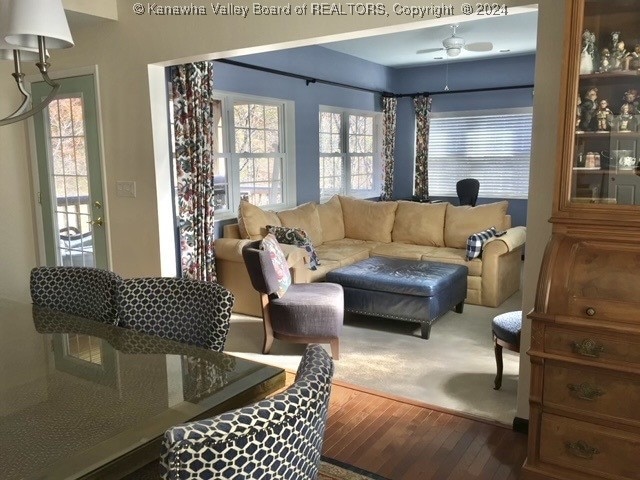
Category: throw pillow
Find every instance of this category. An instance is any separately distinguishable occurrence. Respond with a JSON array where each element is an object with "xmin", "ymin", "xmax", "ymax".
[
  {"xmin": 267, "ymin": 225, "xmax": 321, "ymax": 270},
  {"xmin": 466, "ymin": 227, "xmax": 497, "ymax": 261},
  {"xmin": 238, "ymin": 199, "xmax": 281, "ymax": 240},
  {"xmin": 260, "ymin": 234, "xmax": 291, "ymax": 298}
]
